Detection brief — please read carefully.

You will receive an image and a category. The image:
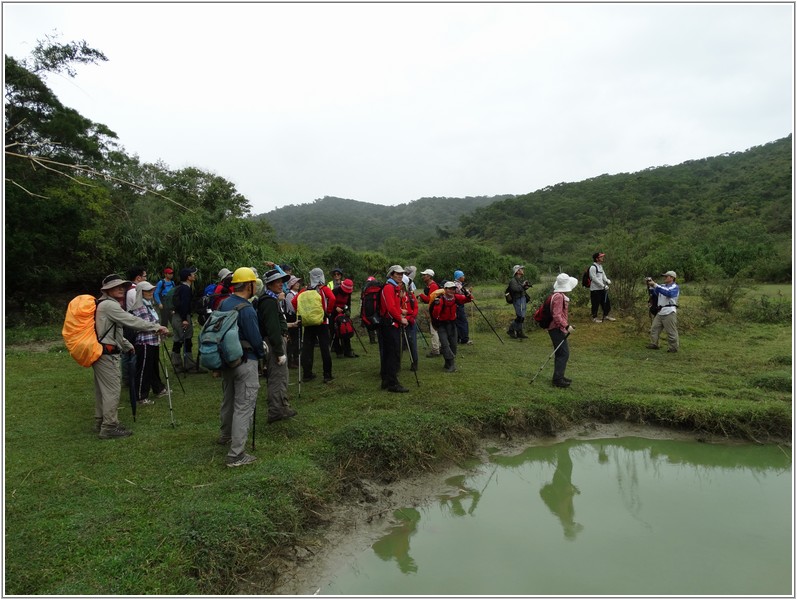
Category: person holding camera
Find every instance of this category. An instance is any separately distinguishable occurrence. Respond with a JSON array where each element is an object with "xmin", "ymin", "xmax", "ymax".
[
  {"xmin": 589, "ymin": 252, "xmax": 615, "ymax": 323},
  {"xmin": 646, "ymin": 270, "xmax": 680, "ymax": 352},
  {"xmin": 507, "ymin": 265, "xmax": 531, "ymax": 339}
]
